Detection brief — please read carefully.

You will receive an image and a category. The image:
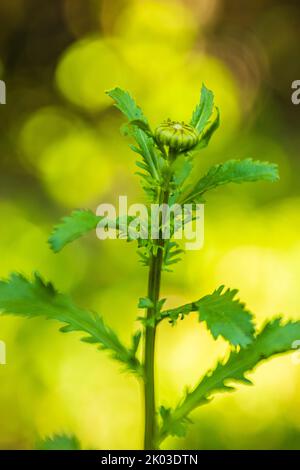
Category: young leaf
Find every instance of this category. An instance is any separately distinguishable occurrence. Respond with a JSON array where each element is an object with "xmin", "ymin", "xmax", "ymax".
[
  {"xmin": 170, "ymin": 154, "xmax": 193, "ymax": 197},
  {"xmin": 49, "ymin": 209, "xmax": 102, "ymax": 253},
  {"xmin": 130, "ymin": 330, "xmax": 142, "ymax": 356},
  {"xmin": 160, "ymin": 286, "xmax": 254, "ymax": 347},
  {"xmin": 137, "ymin": 247, "xmax": 151, "ymax": 267},
  {"xmin": 163, "ymin": 241, "xmax": 183, "ymax": 272},
  {"xmin": 196, "ymin": 286, "xmax": 255, "ymax": 347},
  {"xmin": 106, "ymin": 87, "xmax": 147, "ymax": 122},
  {"xmin": 173, "ymin": 158, "xmax": 193, "ymax": 186},
  {"xmin": 49, "ymin": 210, "xmax": 139, "ymax": 252},
  {"xmin": 36, "ymin": 434, "xmax": 81, "ymax": 450},
  {"xmin": 129, "ymin": 119, "xmax": 152, "ymax": 136},
  {"xmin": 107, "ymin": 88, "xmax": 160, "ymax": 182},
  {"xmin": 194, "ymin": 106, "xmax": 220, "ymax": 151},
  {"xmin": 179, "ymin": 159, "xmax": 279, "ymax": 204},
  {"xmin": 138, "ymin": 297, "xmax": 154, "ymax": 309},
  {"xmin": 0, "ymin": 273, "xmax": 142, "ymax": 375},
  {"xmin": 158, "ymin": 318, "xmax": 300, "ymax": 442},
  {"xmin": 190, "ymin": 84, "xmax": 214, "ymax": 133}
]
